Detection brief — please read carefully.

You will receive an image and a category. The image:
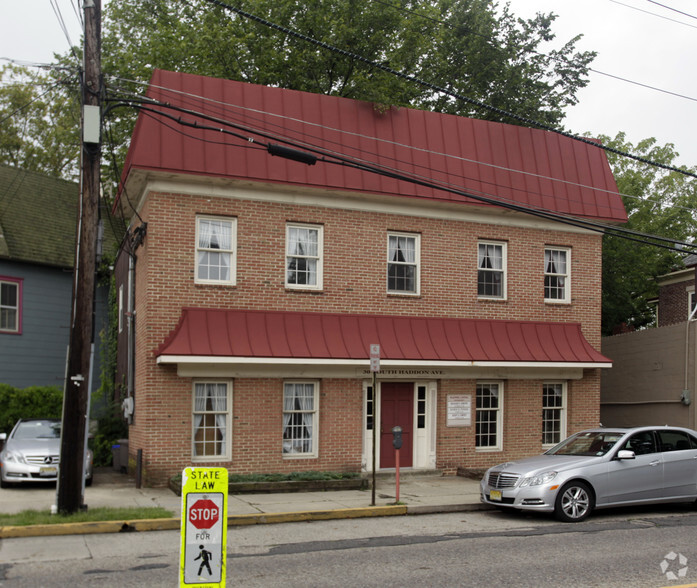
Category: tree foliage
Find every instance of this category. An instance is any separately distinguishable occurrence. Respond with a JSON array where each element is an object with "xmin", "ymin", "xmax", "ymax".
[
  {"xmin": 0, "ymin": 64, "xmax": 82, "ymax": 180},
  {"xmin": 600, "ymin": 133, "xmax": 697, "ymax": 335}
]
